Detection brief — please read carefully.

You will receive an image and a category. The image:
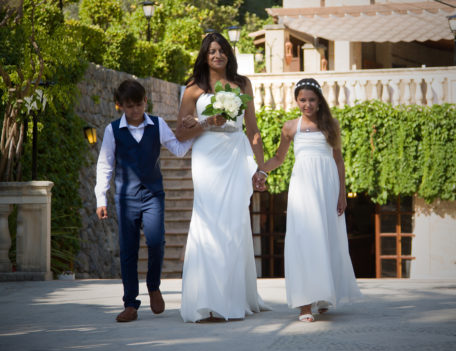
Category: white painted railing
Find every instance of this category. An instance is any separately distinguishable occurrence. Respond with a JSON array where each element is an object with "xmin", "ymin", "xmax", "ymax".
[{"xmin": 247, "ymin": 66, "xmax": 456, "ymax": 110}]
